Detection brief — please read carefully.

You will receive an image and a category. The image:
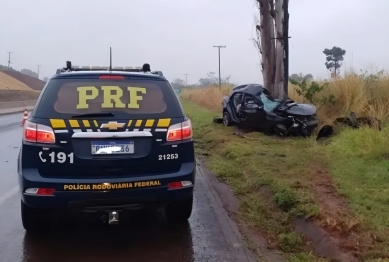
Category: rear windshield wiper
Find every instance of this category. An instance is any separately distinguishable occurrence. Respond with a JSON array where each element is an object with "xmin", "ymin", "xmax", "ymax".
[{"xmin": 72, "ymin": 112, "xmax": 115, "ymax": 118}]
